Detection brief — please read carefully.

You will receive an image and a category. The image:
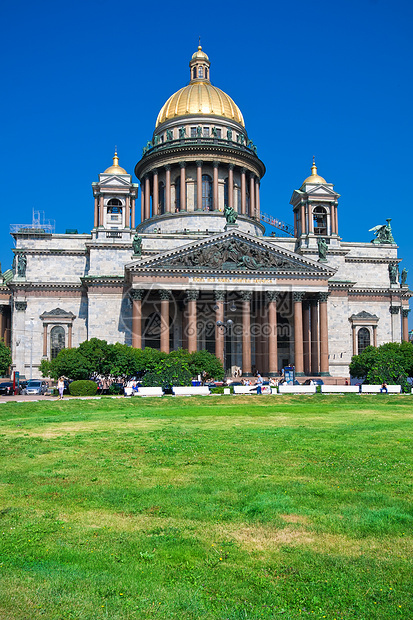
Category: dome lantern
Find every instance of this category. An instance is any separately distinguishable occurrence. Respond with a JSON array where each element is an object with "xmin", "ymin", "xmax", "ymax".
[{"xmin": 189, "ymin": 44, "xmax": 211, "ymax": 82}]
